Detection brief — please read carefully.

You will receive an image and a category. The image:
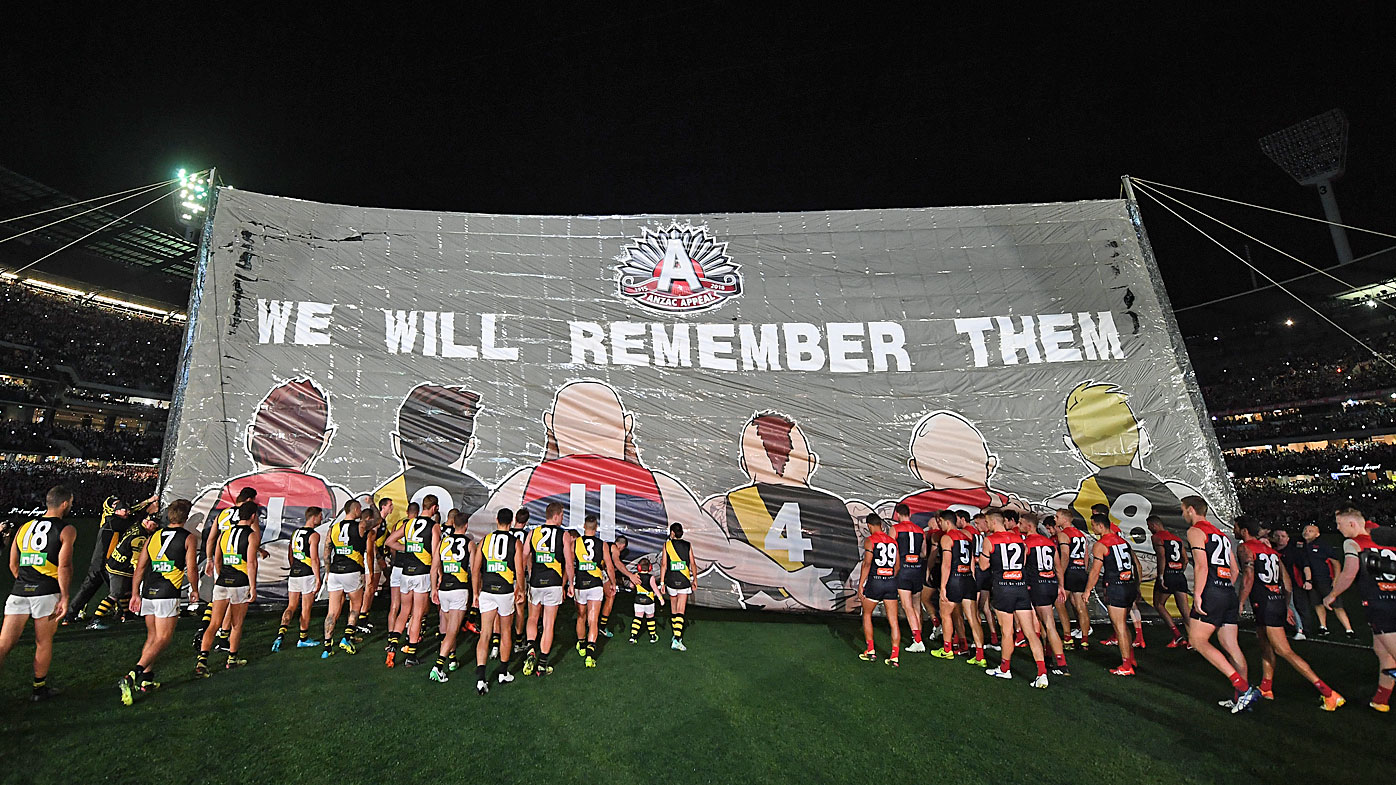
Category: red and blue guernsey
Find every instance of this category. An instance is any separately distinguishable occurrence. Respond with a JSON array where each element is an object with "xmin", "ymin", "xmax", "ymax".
[
  {"xmin": 212, "ymin": 469, "xmax": 335, "ymax": 544},
  {"xmin": 899, "ymin": 487, "xmax": 995, "ymax": 529},
  {"xmin": 521, "ymin": 455, "xmax": 668, "ymax": 553}
]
